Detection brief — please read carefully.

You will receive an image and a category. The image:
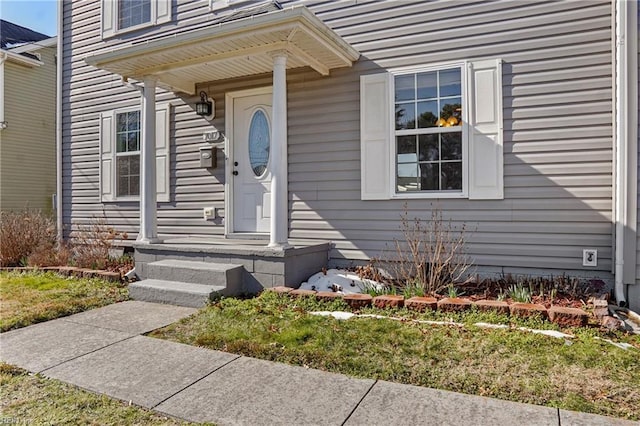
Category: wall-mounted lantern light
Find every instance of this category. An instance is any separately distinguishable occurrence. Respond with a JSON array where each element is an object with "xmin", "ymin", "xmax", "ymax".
[{"xmin": 196, "ymin": 91, "xmax": 214, "ymax": 118}]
